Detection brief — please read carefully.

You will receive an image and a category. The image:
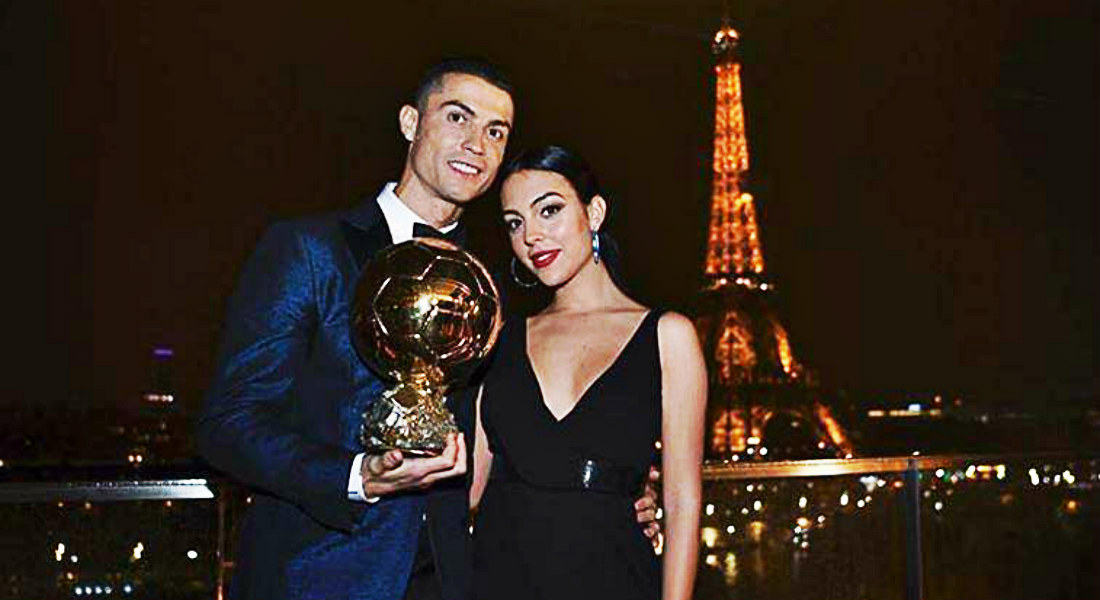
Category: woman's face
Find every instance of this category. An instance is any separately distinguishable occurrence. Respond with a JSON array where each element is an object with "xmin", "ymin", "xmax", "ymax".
[{"xmin": 501, "ymin": 169, "xmax": 604, "ymax": 288}]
